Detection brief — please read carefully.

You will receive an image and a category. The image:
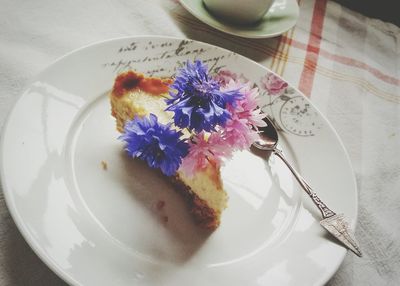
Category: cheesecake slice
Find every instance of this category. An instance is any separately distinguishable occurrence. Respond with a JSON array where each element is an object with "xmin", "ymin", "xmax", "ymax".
[{"xmin": 110, "ymin": 70, "xmax": 228, "ymax": 229}]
